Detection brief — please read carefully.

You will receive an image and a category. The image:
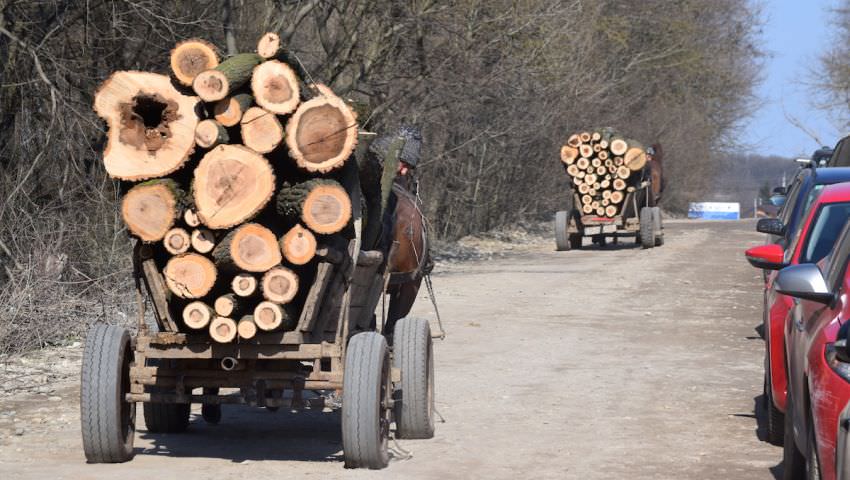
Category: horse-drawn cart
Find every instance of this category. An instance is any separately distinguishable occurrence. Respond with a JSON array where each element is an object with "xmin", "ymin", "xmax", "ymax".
[{"xmin": 79, "ymin": 185, "xmax": 436, "ymax": 469}]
